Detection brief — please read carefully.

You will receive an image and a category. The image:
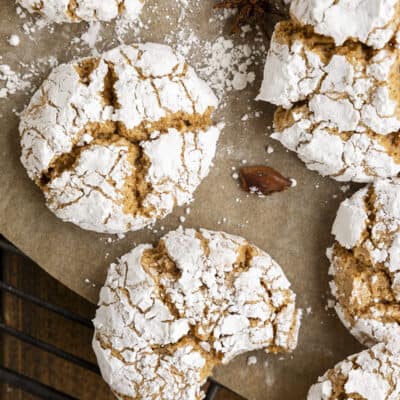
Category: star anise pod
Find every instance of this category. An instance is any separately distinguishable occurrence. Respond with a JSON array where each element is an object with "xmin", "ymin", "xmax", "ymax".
[{"xmin": 215, "ymin": 0, "xmax": 285, "ymax": 32}]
